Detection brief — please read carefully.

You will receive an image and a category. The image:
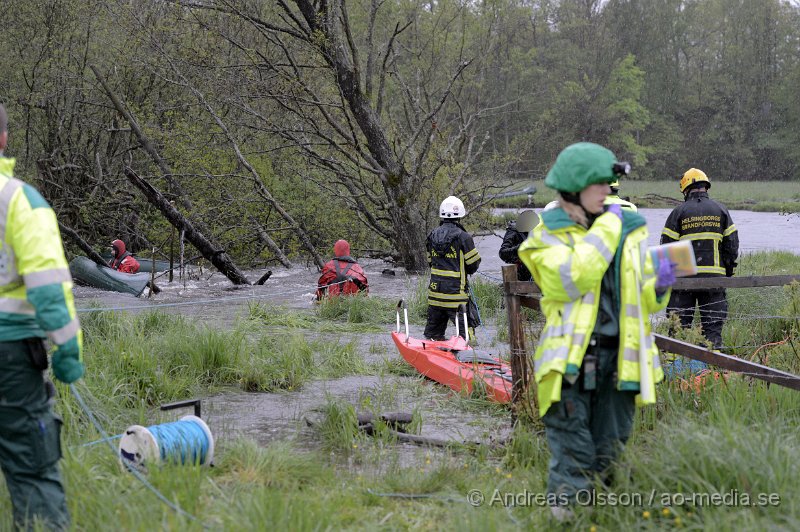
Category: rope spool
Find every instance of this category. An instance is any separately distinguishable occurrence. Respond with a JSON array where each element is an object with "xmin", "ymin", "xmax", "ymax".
[{"xmin": 118, "ymin": 415, "xmax": 214, "ymax": 469}]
